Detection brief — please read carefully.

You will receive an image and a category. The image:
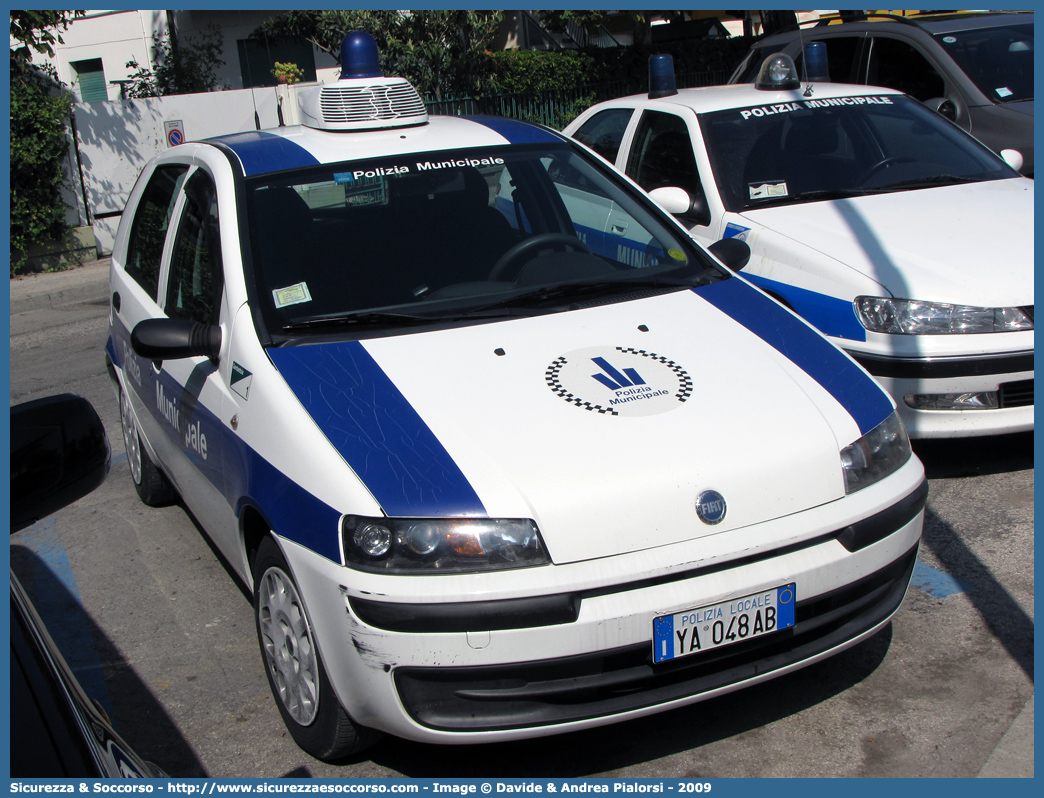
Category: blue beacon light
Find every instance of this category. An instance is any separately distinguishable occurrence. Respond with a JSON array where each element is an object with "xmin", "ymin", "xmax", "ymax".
[
  {"xmin": 803, "ymin": 41, "xmax": 830, "ymax": 83},
  {"xmin": 340, "ymin": 31, "xmax": 382, "ymax": 79},
  {"xmin": 648, "ymin": 54, "xmax": 678, "ymax": 99}
]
